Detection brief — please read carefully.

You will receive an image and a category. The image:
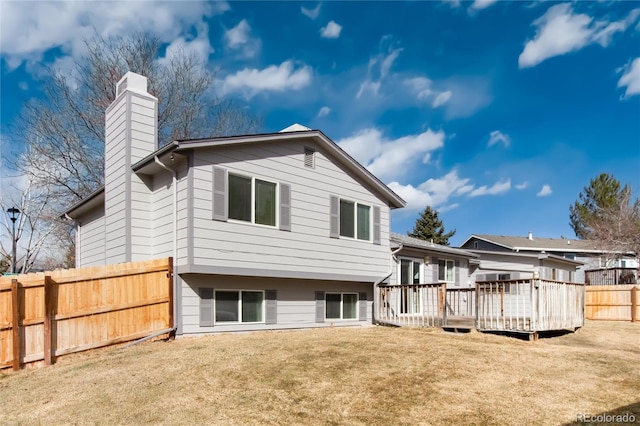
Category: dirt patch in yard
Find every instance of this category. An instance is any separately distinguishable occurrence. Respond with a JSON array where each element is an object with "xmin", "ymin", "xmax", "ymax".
[{"xmin": 0, "ymin": 320, "xmax": 638, "ymax": 425}]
